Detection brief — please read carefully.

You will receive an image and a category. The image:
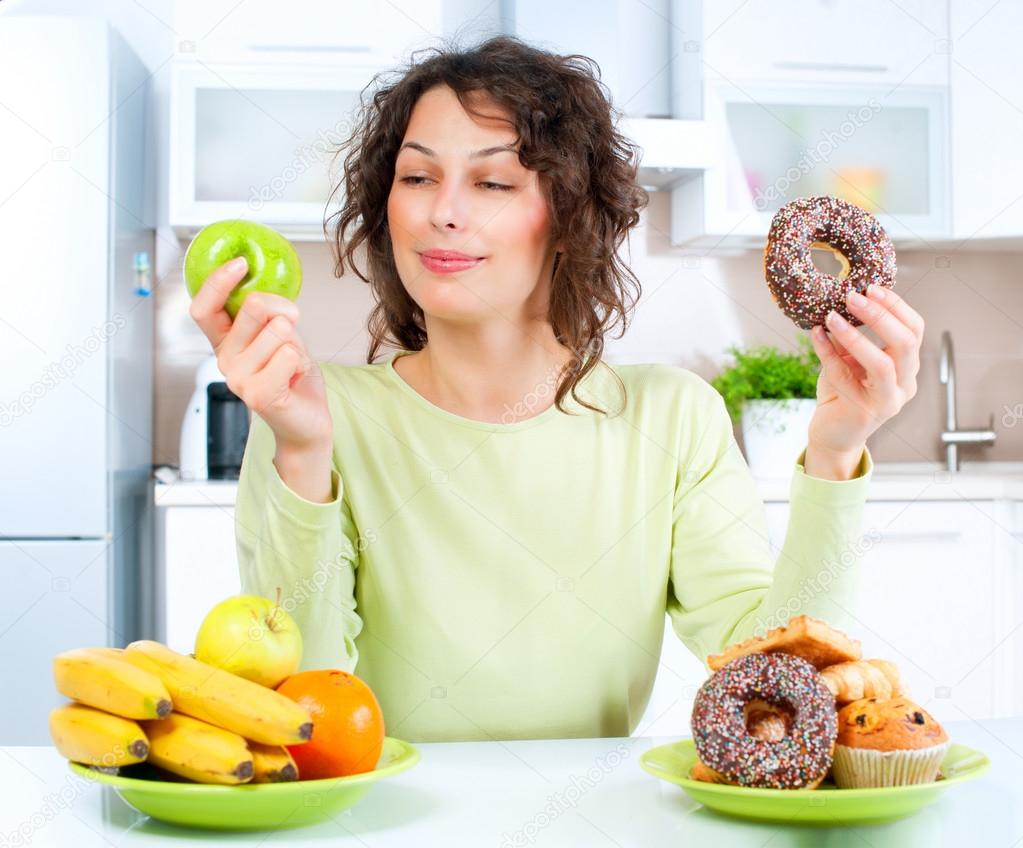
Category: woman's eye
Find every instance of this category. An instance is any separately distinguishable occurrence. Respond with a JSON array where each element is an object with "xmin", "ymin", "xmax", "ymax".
[{"xmin": 399, "ymin": 176, "xmax": 512, "ymax": 192}]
